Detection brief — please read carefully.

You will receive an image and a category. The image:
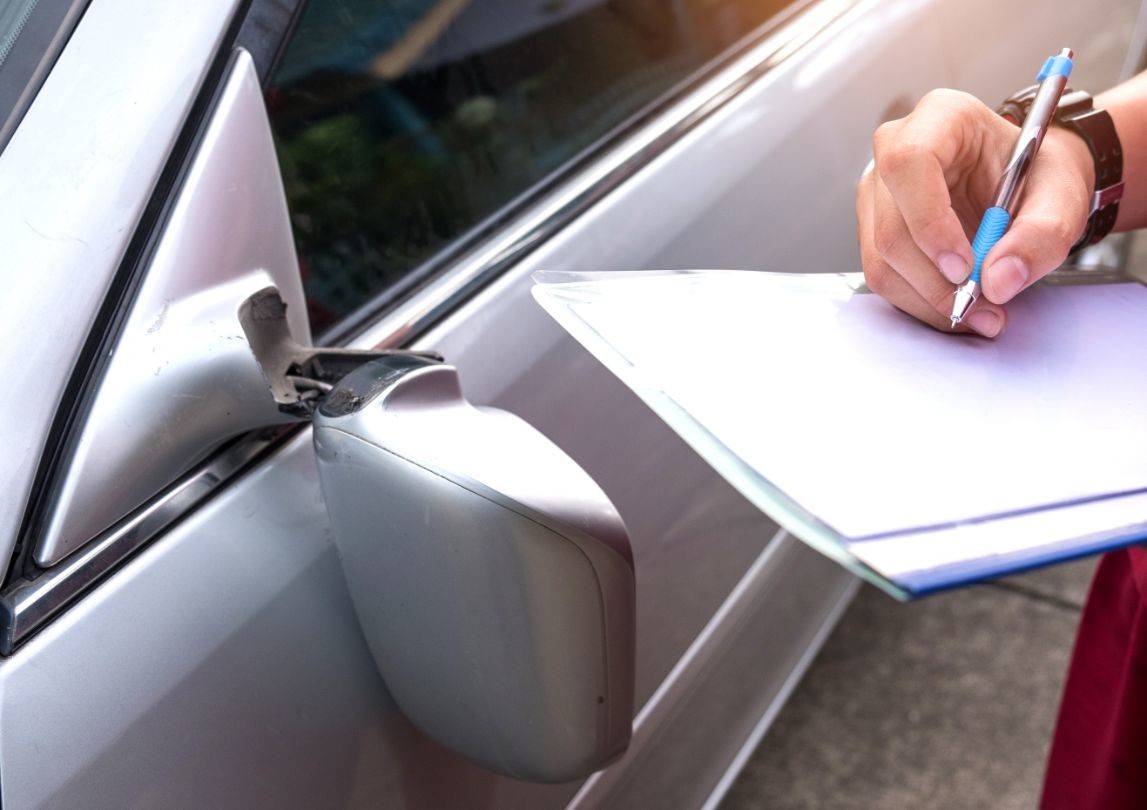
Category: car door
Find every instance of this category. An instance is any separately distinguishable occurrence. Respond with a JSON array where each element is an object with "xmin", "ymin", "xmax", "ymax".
[{"xmin": 0, "ymin": 0, "xmax": 1141, "ymax": 808}]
